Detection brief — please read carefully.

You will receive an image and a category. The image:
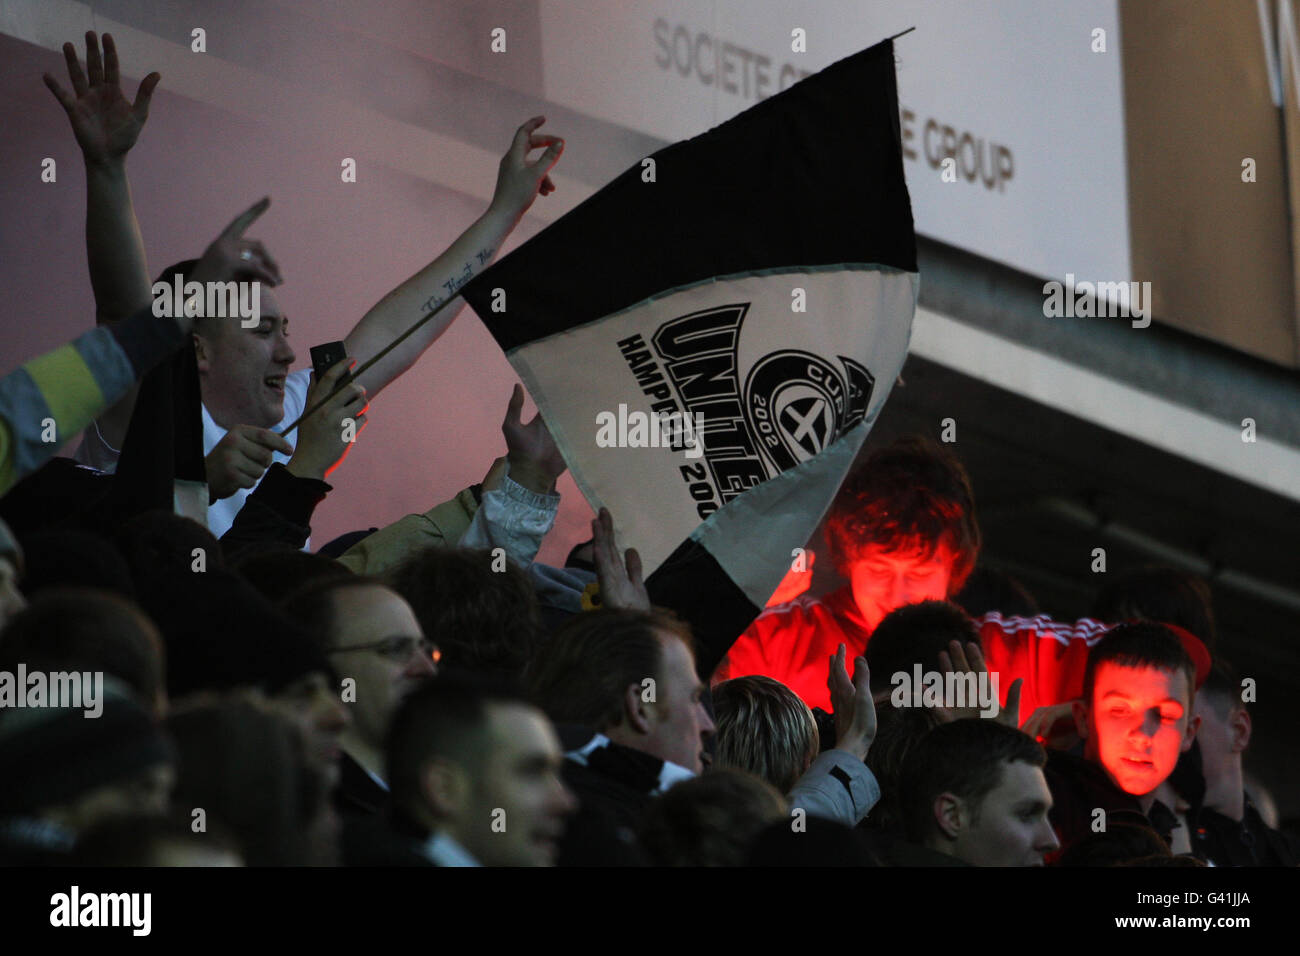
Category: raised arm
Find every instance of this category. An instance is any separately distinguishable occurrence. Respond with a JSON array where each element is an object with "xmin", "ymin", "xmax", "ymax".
[
  {"xmin": 45, "ymin": 31, "xmax": 159, "ymax": 324},
  {"xmin": 343, "ymin": 117, "xmax": 564, "ymax": 400},
  {"xmin": 44, "ymin": 32, "xmax": 160, "ymax": 451}
]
